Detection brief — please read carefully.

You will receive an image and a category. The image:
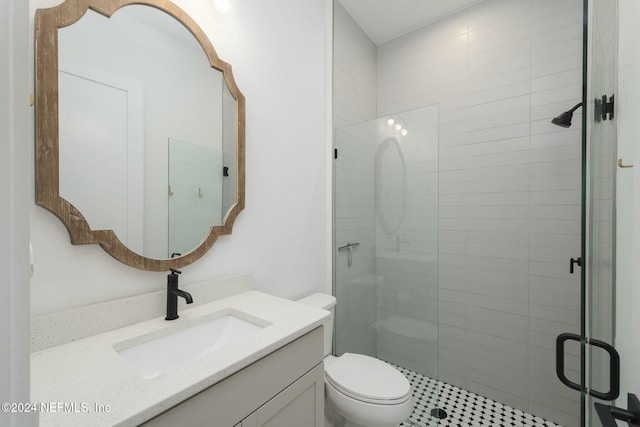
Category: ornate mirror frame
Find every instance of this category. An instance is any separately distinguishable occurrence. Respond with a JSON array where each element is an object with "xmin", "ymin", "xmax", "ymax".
[{"xmin": 35, "ymin": 0, "xmax": 245, "ymax": 271}]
